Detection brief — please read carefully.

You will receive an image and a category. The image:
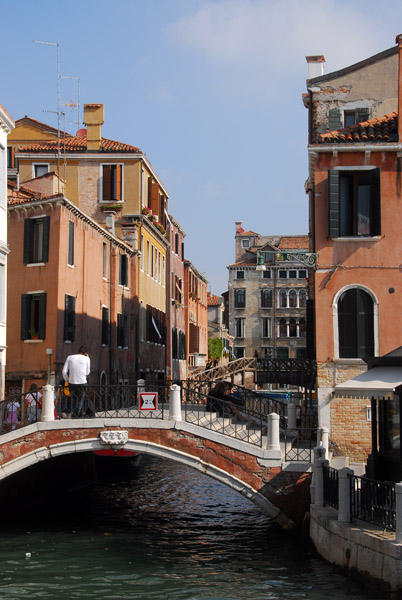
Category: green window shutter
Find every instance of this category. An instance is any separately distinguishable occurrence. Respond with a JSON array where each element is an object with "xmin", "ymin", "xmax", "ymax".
[
  {"xmin": 328, "ymin": 108, "xmax": 342, "ymax": 131},
  {"xmin": 370, "ymin": 168, "xmax": 381, "ymax": 236},
  {"xmin": 68, "ymin": 221, "xmax": 74, "ymax": 265},
  {"xmin": 39, "ymin": 293, "xmax": 47, "ymax": 340},
  {"xmin": 41, "ymin": 216, "xmax": 50, "ymax": 263},
  {"xmin": 21, "ymin": 294, "xmax": 30, "ymax": 339},
  {"xmin": 356, "ymin": 108, "xmax": 370, "ymax": 123},
  {"xmin": 328, "ymin": 169, "xmax": 340, "ymax": 238},
  {"xmin": 23, "ymin": 219, "xmax": 33, "ymax": 264}
]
